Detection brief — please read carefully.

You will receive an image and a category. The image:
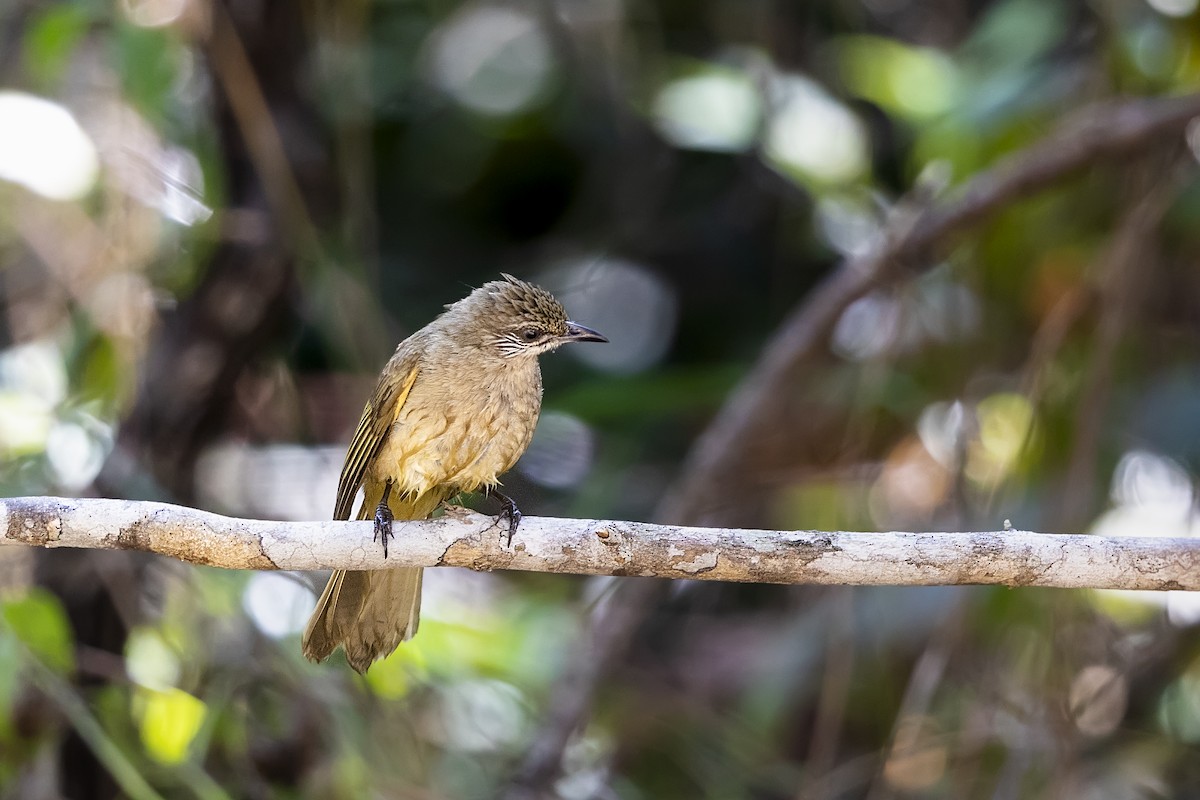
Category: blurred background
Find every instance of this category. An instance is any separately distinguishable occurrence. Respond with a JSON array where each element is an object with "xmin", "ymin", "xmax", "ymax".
[{"xmin": 3, "ymin": 0, "xmax": 1200, "ymax": 797}]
